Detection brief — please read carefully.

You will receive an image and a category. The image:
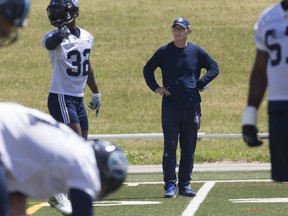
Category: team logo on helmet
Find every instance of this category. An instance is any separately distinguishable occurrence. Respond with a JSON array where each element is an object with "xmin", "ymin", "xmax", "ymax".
[
  {"xmin": 107, "ymin": 151, "xmax": 128, "ymax": 180},
  {"xmin": 92, "ymin": 140, "xmax": 128, "ymax": 198}
]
